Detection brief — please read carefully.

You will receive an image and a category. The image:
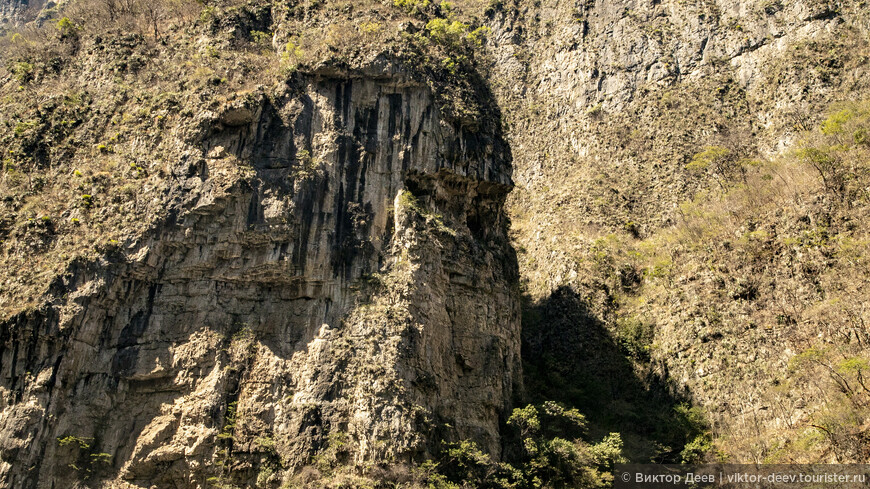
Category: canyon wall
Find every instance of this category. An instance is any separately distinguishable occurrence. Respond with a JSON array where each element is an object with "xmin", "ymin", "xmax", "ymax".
[
  {"xmin": 0, "ymin": 63, "xmax": 520, "ymax": 487},
  {"xmin": 486, "ymin": 0, "xmax": 870, "ymax": 463}
]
